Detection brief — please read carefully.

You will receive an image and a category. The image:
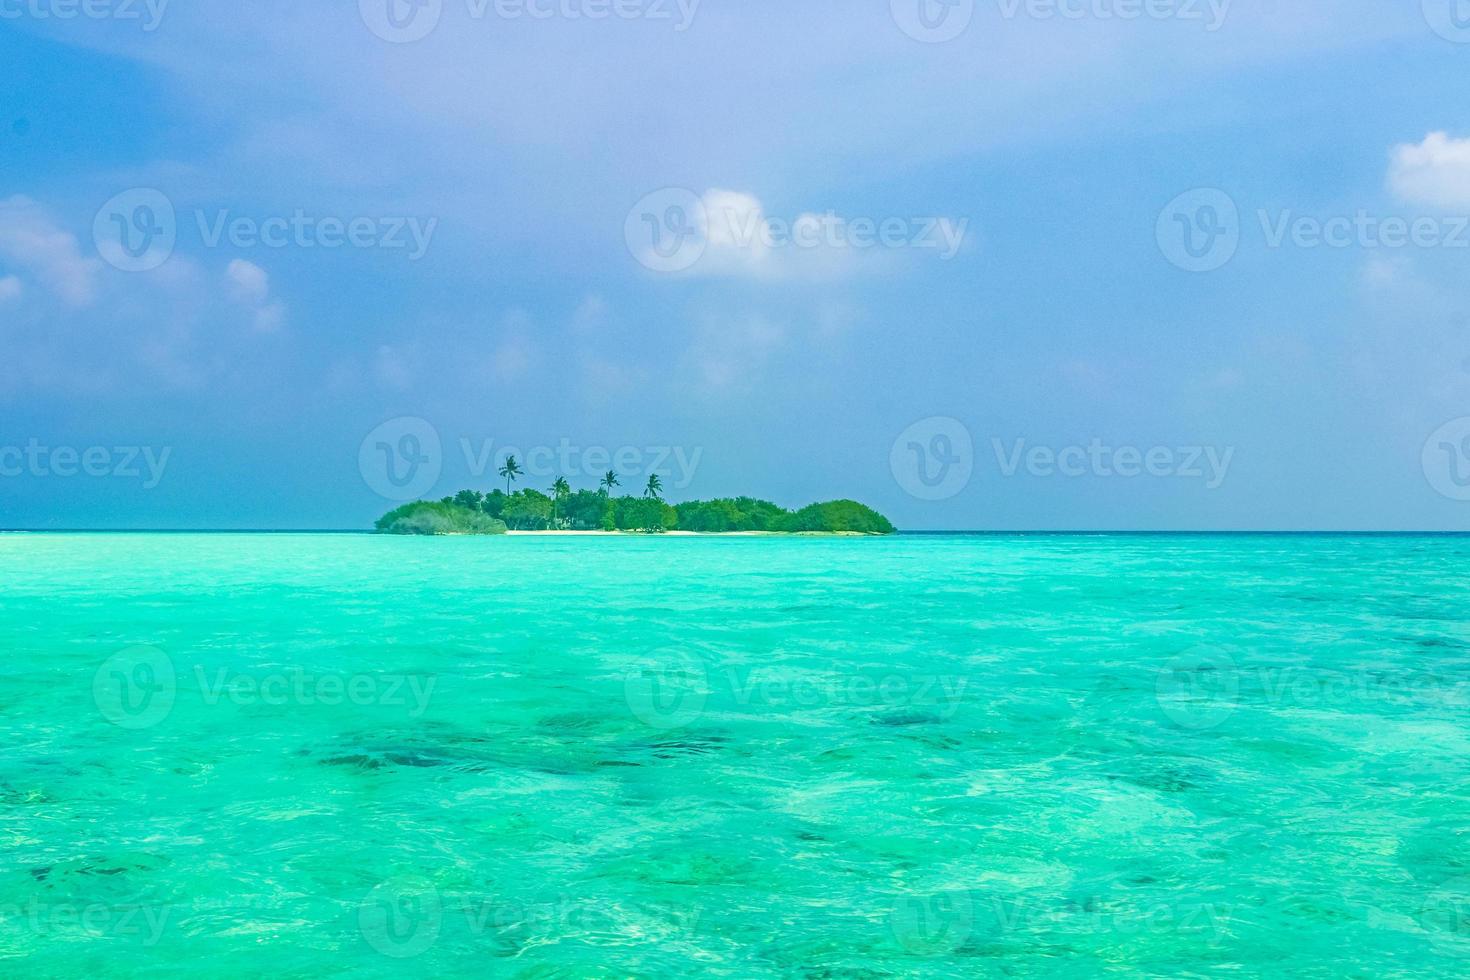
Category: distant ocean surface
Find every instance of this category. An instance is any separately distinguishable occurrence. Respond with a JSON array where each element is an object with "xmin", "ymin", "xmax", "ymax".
[{"xmin": 4, "ymin": 532, "xmax": 1470, "ymax": 975}]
